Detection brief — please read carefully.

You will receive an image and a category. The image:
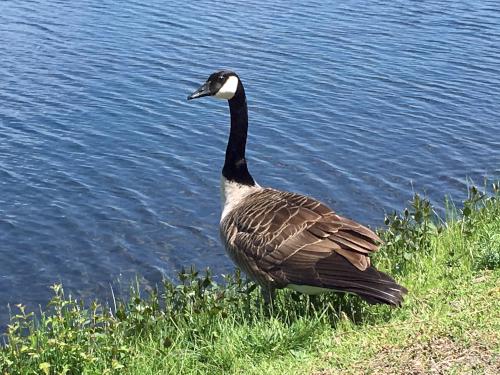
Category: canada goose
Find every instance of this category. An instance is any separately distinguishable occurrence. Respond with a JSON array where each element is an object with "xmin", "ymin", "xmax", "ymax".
[{"xmin": 187, "ymin": 71, "xmax": 407, "ymax": 306}]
